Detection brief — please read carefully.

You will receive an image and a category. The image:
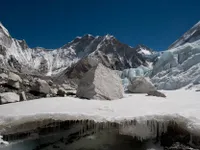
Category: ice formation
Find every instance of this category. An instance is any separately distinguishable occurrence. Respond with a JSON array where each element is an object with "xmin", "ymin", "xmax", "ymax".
[
  {"xmin": 151, "ymin": 39, "xmax": 200, "ymax": 90},
  {"xmin": 119, "ymin": 66, "xmax": 152, "ymax": 89},
  {"xmin": 0, "ymin": 90, "xmax": 199, "ymax": 137}
]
